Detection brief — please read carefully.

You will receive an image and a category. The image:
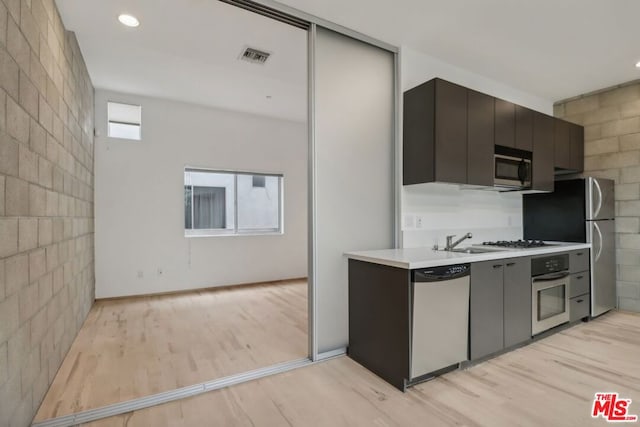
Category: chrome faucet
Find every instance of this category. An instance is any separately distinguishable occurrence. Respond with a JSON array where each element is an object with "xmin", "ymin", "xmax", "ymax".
[{"xmin": 445, "ymin": 232, "xmax": 473, "ymax": 251}]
